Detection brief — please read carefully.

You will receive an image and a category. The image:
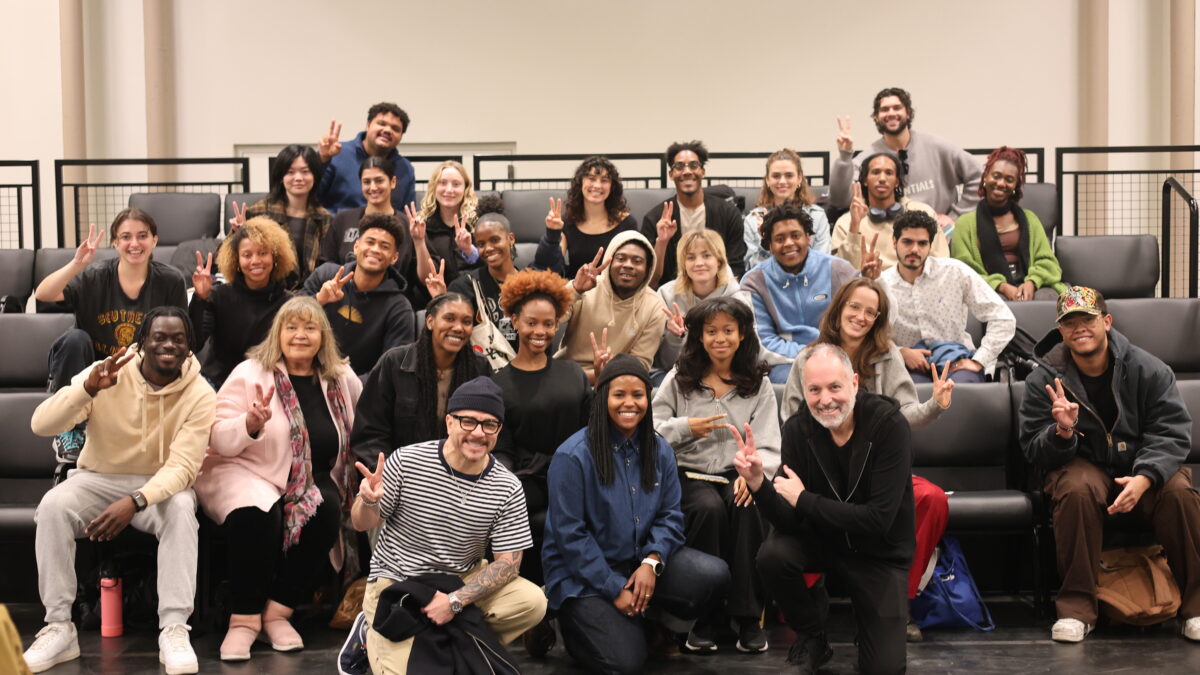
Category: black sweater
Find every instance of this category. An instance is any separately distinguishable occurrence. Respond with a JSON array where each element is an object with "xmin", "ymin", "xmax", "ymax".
[
  {"xmin": 639, "ymin": 193, "xmax": 748, "ymax": 283},
  {"xmin": 753, "ymin": 391, "xmax": 915, "ymax": 567},
  {"xmin": 492, "ymin": 358, "xmax": 591, "ymax": 477},
  {"xmin": 301, "ymin": 262, "xmax": 416, "ymax": 375},
  {"xmin": 189, "ymin": 278, "xmax": 290, "ymax": 389},
  {"xmin": 320, "ymin": 205, "xmax": 439, "ymax": 310}
]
